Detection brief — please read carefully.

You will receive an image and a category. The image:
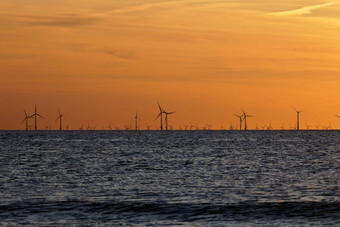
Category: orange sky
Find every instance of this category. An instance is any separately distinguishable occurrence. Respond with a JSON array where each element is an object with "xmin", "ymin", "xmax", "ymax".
[{"xmin": 0, "ymin": 0, "xmax": 340, "ymax": 130}]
